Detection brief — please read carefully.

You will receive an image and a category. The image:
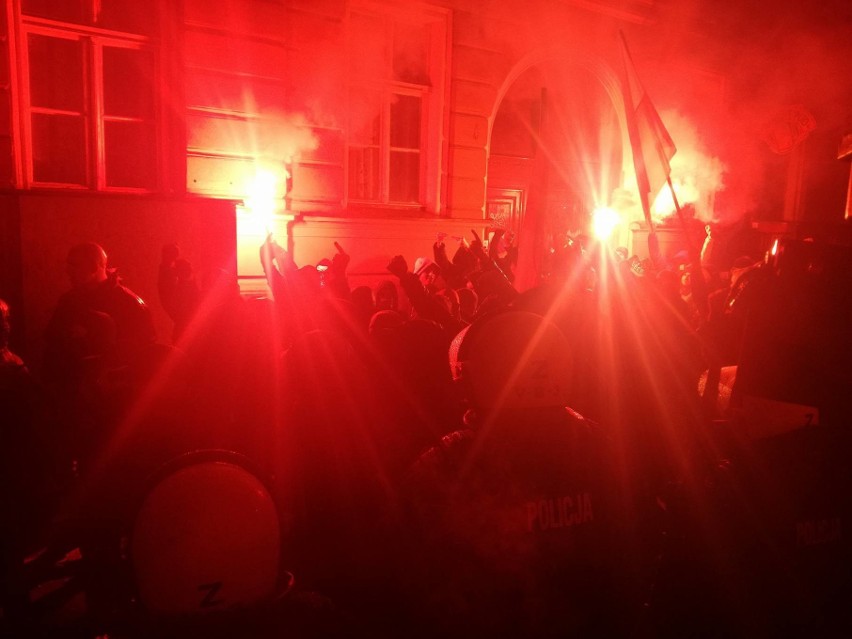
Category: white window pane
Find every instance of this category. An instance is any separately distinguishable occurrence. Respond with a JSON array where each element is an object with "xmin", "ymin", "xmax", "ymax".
[
  {"xmin": 105, "ymin": 120, "xmax": 156, "ymax": 188},
  {"xmin": 389, "ymin": 151, "xmax": 419, "ymax": 203},
  {"xmin": 349, "ymin": 146, "xmax": 380, "ymax": 201},
  {"xmin": 28, "ymin": 34, "xmax": 84, "ymax": 112},
  {"xmin": 390, "ymin": 94, "xmax": 420, "ymax": 149},
  {"xmin": 350, "ymin": 91, "xmax": 382, "ymax": 146},
  {"xmin": 103, "ymin": 47, "xmax": 155, "ymax": 118},
  {"xmin": 31, "ymin": 113, "xmax": 86, "ymax": 184}
]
